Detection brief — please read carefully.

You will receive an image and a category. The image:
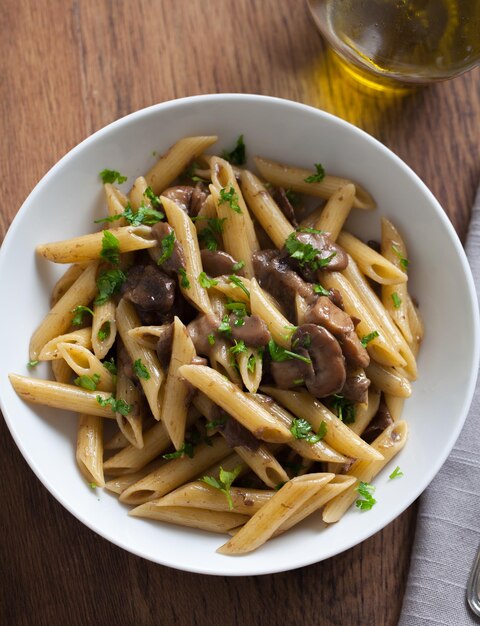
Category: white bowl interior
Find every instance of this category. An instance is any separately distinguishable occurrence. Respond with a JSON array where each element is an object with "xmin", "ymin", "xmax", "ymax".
[{"xmin": 0, "ymin": 94, "xmax": 478, "ymax": 575}]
